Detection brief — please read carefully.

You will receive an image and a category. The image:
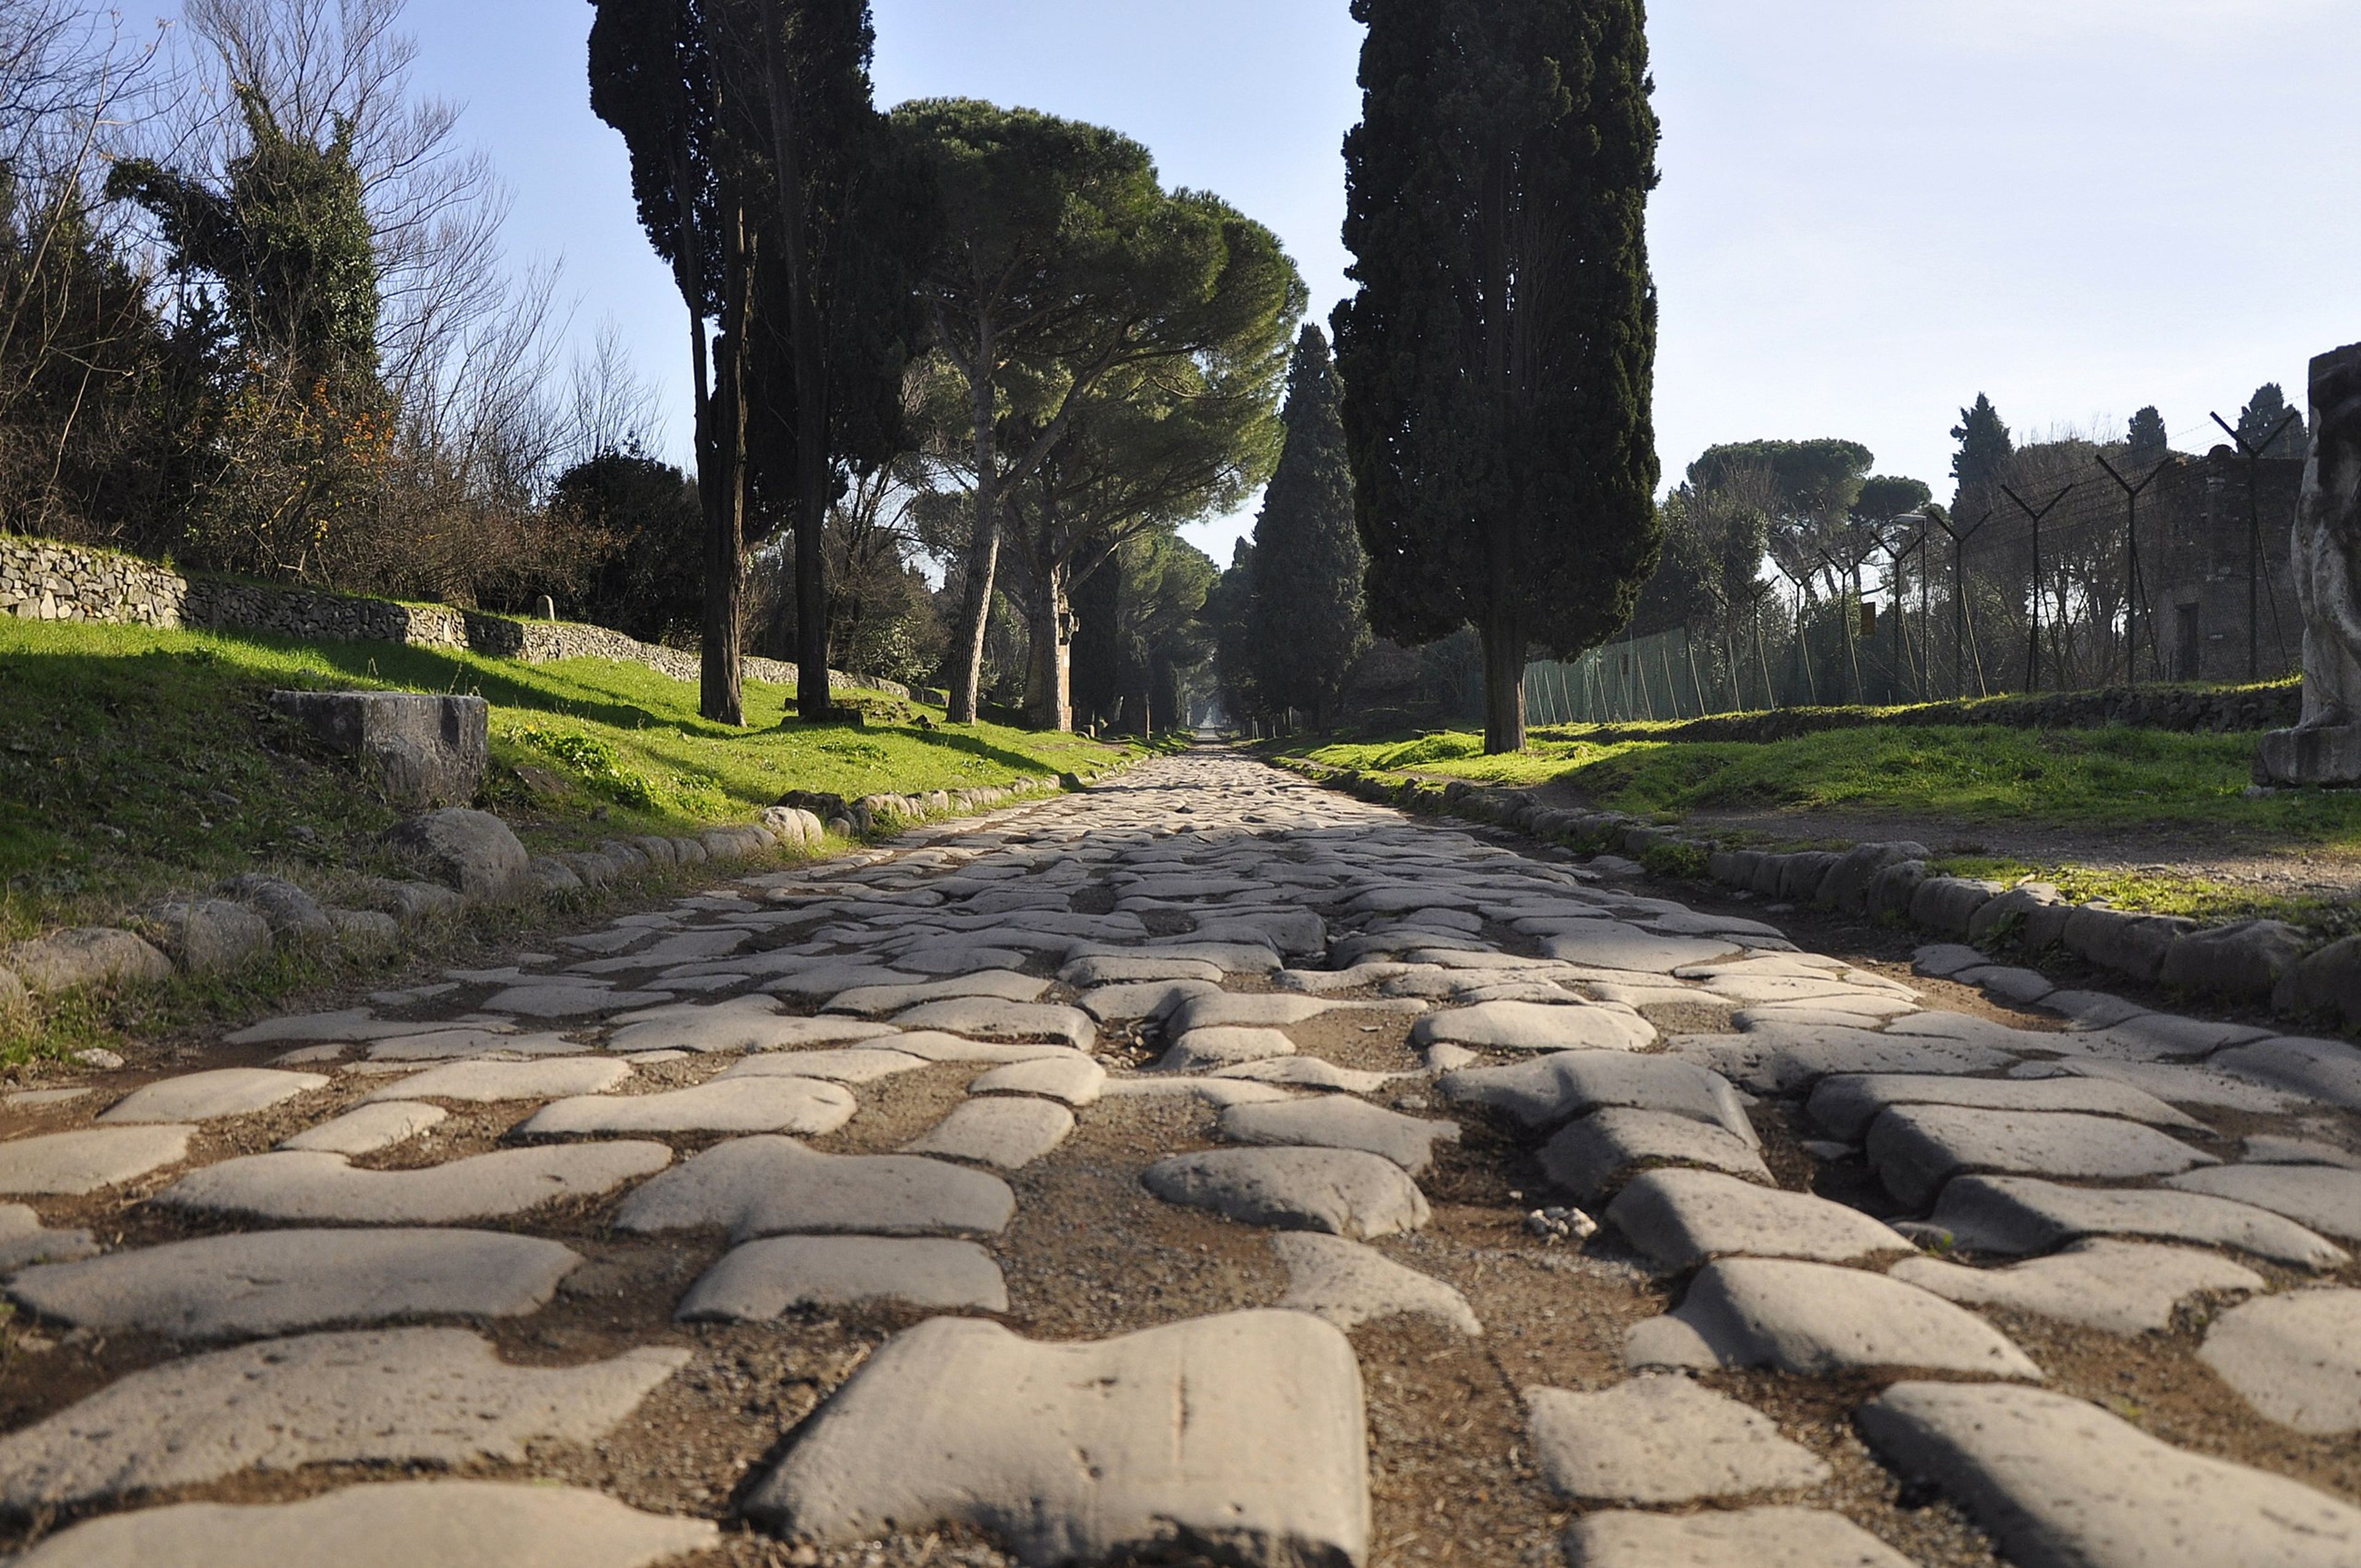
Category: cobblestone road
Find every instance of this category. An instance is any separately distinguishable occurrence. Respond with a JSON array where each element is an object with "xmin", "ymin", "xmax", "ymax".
[{"xmin": 0, "ymin": 748, "xmax": 2355, "ymax": 1567}]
